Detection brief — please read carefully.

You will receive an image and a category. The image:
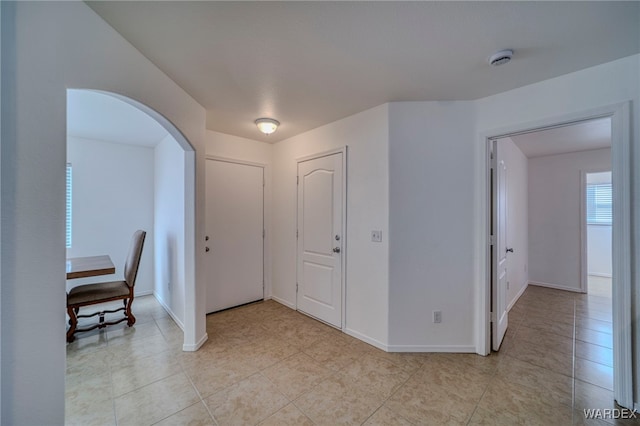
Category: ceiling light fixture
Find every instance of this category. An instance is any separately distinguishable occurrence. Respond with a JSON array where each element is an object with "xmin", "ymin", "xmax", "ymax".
[
  {"xmin": 488, "ymin": 49, "xmax": 513, "ymax": 66},
  {"xmin": 255, "ymin": 118, "xmax": 280, "ymax": 135}
]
